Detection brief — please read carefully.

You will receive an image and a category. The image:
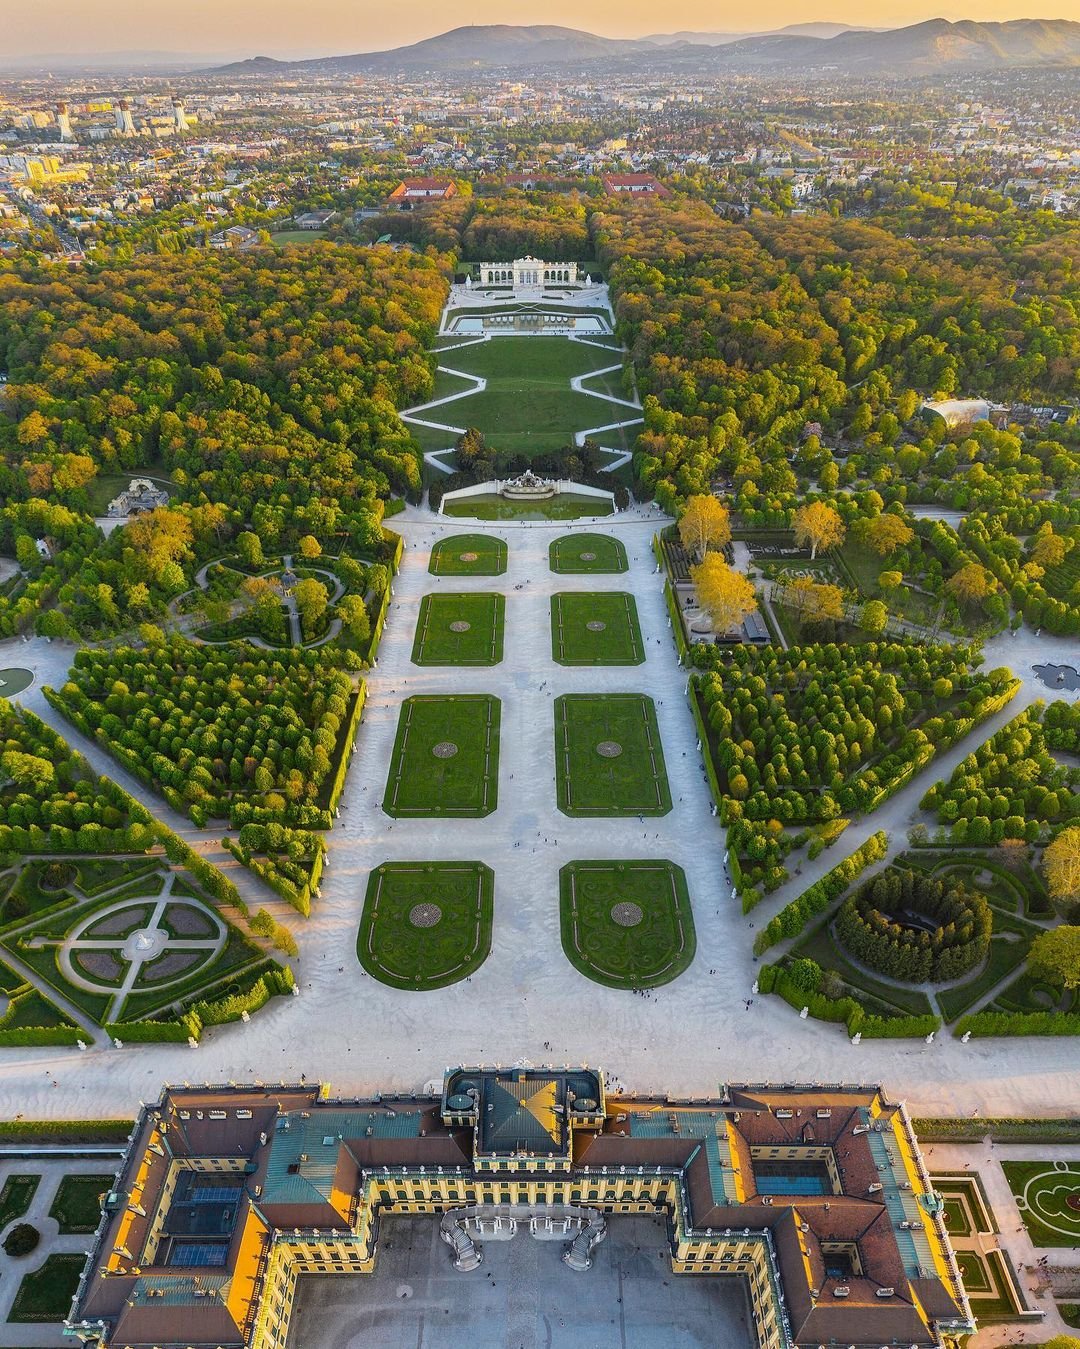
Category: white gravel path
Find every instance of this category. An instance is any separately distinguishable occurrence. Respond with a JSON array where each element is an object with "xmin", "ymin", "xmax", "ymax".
[{"xmin": 0, "ymin": 513, "xmax": 1078, "ymax": 1123}]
